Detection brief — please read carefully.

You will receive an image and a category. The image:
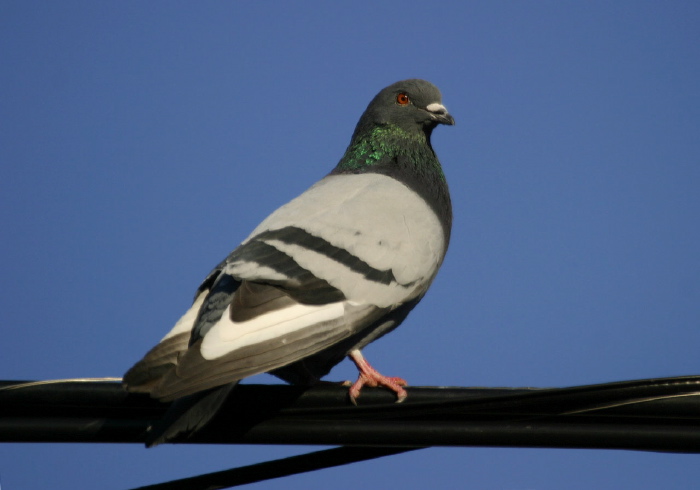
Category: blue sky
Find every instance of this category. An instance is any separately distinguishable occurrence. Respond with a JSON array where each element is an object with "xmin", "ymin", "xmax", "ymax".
[{"xmin": 1, "ymin": 1, "xmax": 699, "ymax": 488}]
